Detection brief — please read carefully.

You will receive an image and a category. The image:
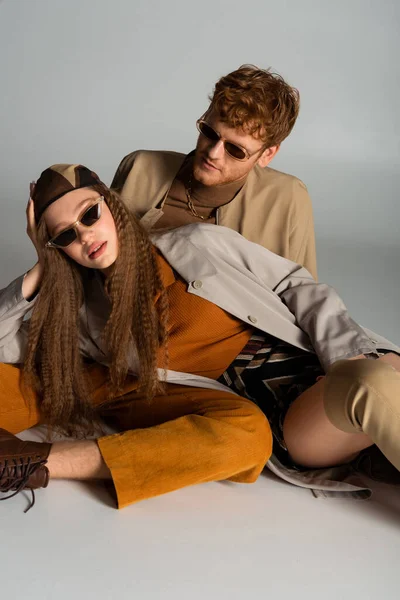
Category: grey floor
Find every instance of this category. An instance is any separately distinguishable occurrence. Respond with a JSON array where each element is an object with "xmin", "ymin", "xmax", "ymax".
[{"xmin": 1, "ymin": 461, "xmax": 399, "ymax": 600}]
